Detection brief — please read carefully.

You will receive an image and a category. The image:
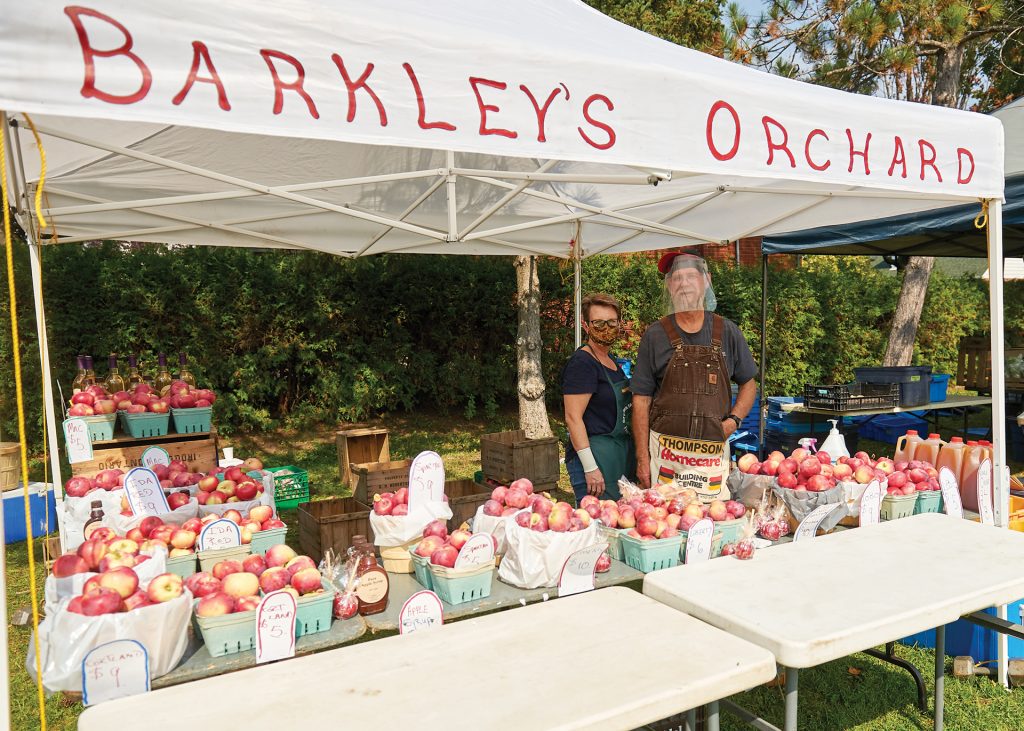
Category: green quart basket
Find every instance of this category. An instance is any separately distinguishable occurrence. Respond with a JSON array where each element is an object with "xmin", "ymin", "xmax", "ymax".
[
  {"xmin": 429, "ymin": 562, "xmax": 494, "ymax": 606},
  {"xmin": 881, "ymin": 492, "xmax": 919, "ymax": 521},
  {"xmin": 119, "ymin": 411, "xmax": 169, "ymax": 438},
  {"xmin": 171, "ymin": 406, "xmax": 212, "ymax": 434},
  {"xmin": 411, "ymin": 552, "xmax": 434, "ymax": 591},
  {"xmin": 620, "ymin": 533, "xmax": 684, "ymax": 573},
  {"xmin": 714, "ymin": 517, "xmax": 746, "ymax": 546},
  {"xmin": 598, "ymin": 523, "xmax": 627, "ymax": 560},
  {"xmin": 914, "ymin": 490, "xmax": 943, "ymax": 515},
  {"xmin": 82, "ymin": 414, "xmax": 117, "ymax": 442},
  {"xmin": 249, "ymin": 526, "xmax": 287, "ymax": 554},
  {"xmin": 195, "ymin": 606, "xmax": 256, "ymax": 657},
  {"xmin": 267, "ymin": 465, "xmax": 310, "ymax": 510},
  {"xmin": 197, "ymin": 544, "xmax": 252, "ymax": 573},
  {"xmin": 295, "ymin": 580, "xmax": 334, "ymax": 637},
  {"xmin": 166, "ymin": 552, "xmax": 197, "ymax": 579}
]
